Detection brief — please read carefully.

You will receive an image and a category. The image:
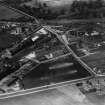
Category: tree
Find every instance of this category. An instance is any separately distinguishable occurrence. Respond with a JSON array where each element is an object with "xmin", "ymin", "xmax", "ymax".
[{"xmin": 69, "ymin": 0, "xmax": 105, "ymax": 19}]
